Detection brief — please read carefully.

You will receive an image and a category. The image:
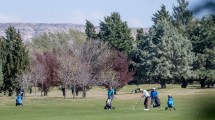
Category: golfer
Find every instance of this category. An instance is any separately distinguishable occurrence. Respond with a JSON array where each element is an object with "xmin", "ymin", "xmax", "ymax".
[
  {"xmin": 150, "ymin": 88, "xmax": 158, "ymax": 107},
  {"xmin": 141, "ymin": 89, "xmax": 150, "ymax": 110},
  {"xmin": 107, "ymin": 86, "xmax": 114, "ymax": 109}
]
